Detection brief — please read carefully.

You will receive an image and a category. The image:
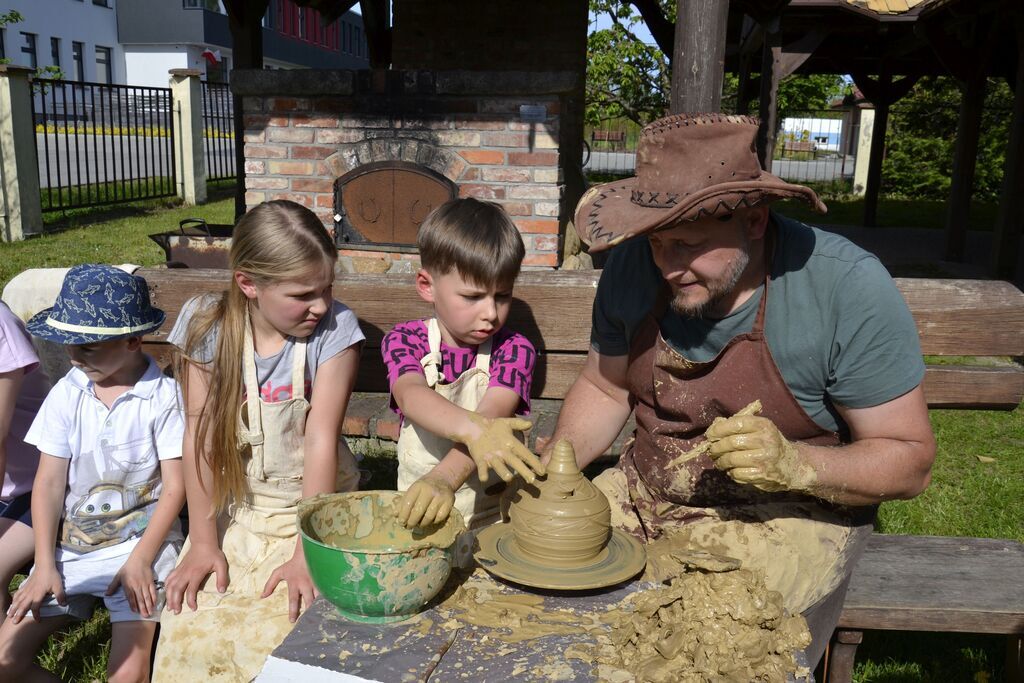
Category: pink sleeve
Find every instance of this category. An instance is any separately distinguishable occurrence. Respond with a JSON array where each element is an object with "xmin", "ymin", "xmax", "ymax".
[
  {"xmin": 381, "ymin": 320, "xmax": 429, "ymax": 389},
  {"xmin": 488, "ymin": 329, "xmax": 535, "ymax": 415},
  {"xmin": 0, "ymin": 304, "xmax": 39, "ymax": 375}
]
